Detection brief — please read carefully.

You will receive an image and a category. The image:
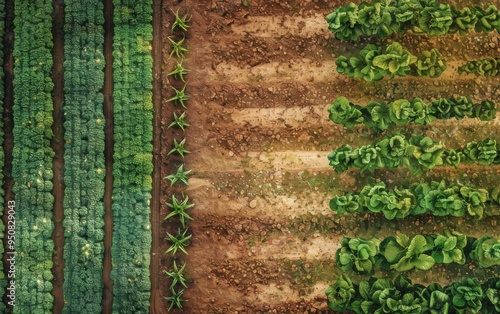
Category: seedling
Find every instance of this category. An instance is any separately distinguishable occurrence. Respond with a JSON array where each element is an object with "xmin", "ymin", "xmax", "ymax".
[
  {"xmin": 168, "ymin": 60, "xmax": 190, "ymax": 82},
  {"xmin": 168, "ymin": 138, "xmax": 190, "ymax": 158},
  {"xmin": 168, "ymin": 36, "xmax": 188, "ymax": 58},
  {"xmin": 165, "ymin": 194, "xmax": 194, "ymax": 228},
  {"xmin": 165, "ymin": 164, "xmax": 191, "ymax": 186},
  {"xmin": 165, "ymin": 287, "xmax": 187, "ymax": 311},
  {"xmin": 164, "ymin": 260, "xmax": 188, "ymax": 290},
  {"xmin": 171, "ymin": 9, "xmax": 190, "ymax": 32},
  {"xmin": 167, "ymin": 84, "xmax": 189, "ymax": 108},
  {"xmin": 167, "ymin": 111, "xmax": 190, "ymax": 131},
  {"xmin": 165, "ymin": 228, "xmax": 192, "ymax": 256}
]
